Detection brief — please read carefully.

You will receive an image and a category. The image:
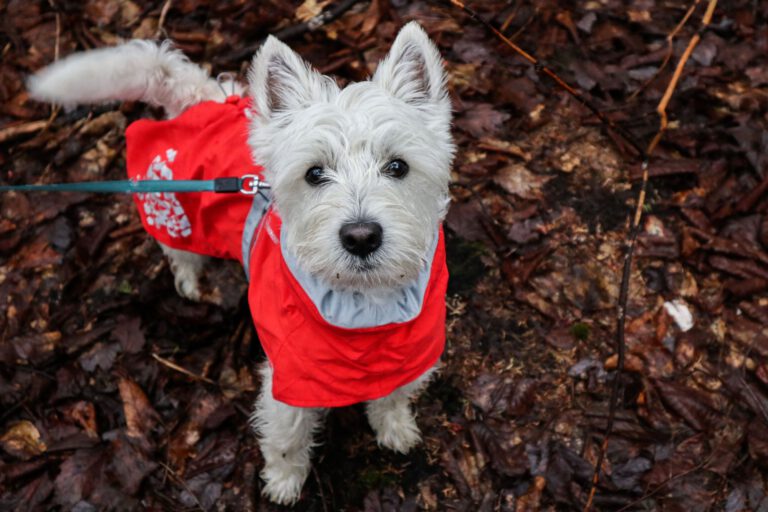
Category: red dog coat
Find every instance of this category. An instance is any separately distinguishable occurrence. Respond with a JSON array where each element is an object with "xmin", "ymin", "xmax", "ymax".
[{"xmin": 125, "ymin": 96, "xmax": 447, "ymax": 407}]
